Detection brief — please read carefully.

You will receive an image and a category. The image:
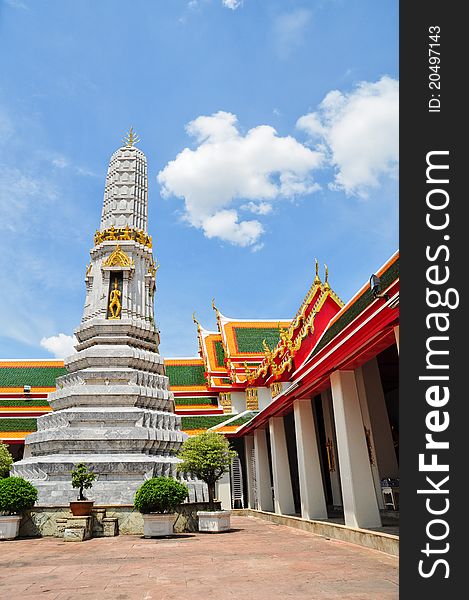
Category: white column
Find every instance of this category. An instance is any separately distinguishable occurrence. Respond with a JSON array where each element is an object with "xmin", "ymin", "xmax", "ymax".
[
  {"xmin": 253, "ymin": 428, "xmax": 273, "ymax": 512},
  {"xmin": 321, "ymin": 390, "xmax": 342, "ymax": 507},
  {"xmin": 394, "ymin": 325, "xmax": 399, "ymax": 354},
  {"xmin": 355, "ymin": 367, "xmax": 385, "ymax": 510},
  {"xmin": 330, "ymin": 370, "xmax": 381, "ymax": 528},
  {"xmin": 269, "ymin": 416, "xmax": 295, "ymax": 515},
  {"xmin": 216, "ymin": 471, "xmax": 231, "ymax": 510},
  {"xmin": 361, "ymin": 358, "xmax": 399, "ymax": 479},
  {"xmin": 244, "ymin": 435, "xmax": 255, "ymax": 509},
  {"xmin": 293, "ymin": 399, "xmax": 328, "ymax": 520}
]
